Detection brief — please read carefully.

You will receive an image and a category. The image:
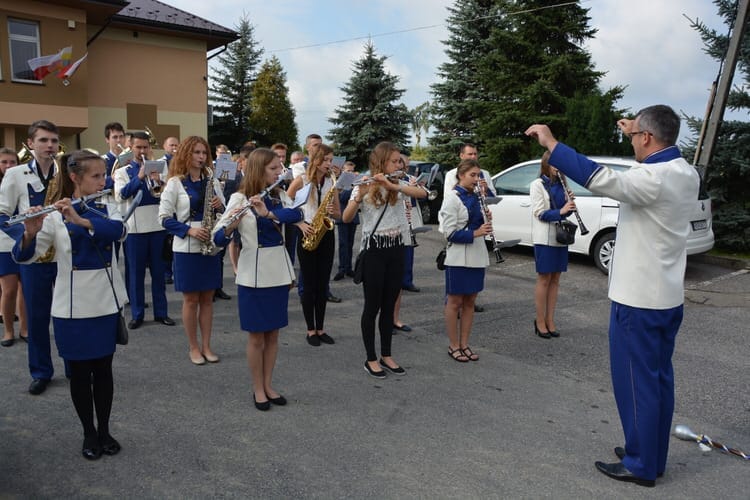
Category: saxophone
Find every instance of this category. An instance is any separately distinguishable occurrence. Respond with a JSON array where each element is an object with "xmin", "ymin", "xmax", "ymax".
[
  {"xmin": 200, "ymin": 166, "xmax": 217, "ymax": 256},
  {"xmin": 301, "ymin": 171, "xmax": 337, "ymax": 251},
  {"xmin": 37, "ymin": 153, "xmax": 60, "ymax": 263}
]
